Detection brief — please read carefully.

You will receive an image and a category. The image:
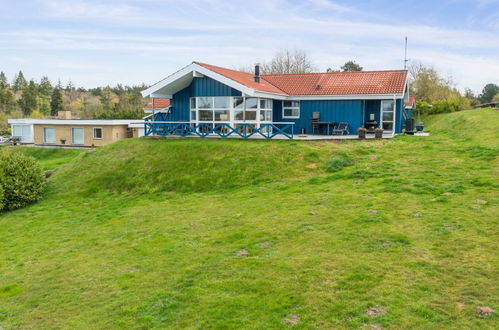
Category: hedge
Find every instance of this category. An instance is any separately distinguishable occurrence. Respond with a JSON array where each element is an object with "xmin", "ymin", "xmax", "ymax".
[{"xmin": 0, "ymin": 151, "xmax": 46, "ymax": 211}]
